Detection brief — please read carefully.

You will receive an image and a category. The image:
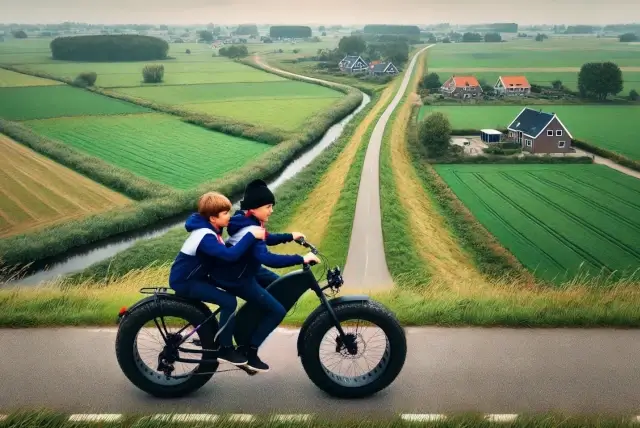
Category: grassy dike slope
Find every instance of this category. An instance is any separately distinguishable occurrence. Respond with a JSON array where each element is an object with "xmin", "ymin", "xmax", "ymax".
[{"xmin": 378, "ymin": 49, "xmax": 640, "ymax": 326}]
